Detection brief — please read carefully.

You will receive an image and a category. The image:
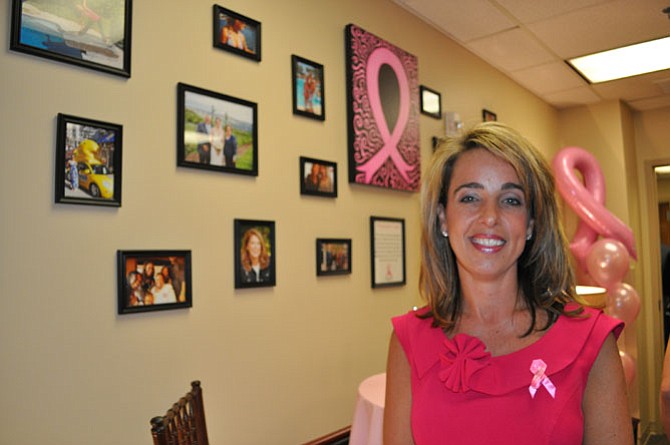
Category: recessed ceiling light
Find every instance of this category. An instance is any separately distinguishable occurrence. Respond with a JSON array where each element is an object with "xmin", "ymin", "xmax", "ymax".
[{"xmin": 567, "ymin": 36, "xmax": 670, "ymax": 83}]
